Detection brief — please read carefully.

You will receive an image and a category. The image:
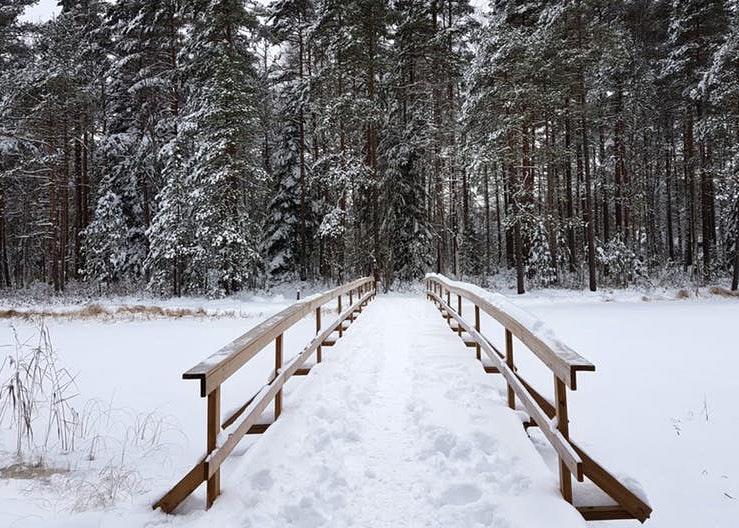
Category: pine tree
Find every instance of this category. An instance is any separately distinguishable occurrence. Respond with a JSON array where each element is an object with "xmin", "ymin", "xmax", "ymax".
[{"xmin": 264, "ymin": 94, "xmax": 303, "ymax": 281}]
